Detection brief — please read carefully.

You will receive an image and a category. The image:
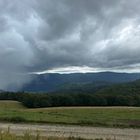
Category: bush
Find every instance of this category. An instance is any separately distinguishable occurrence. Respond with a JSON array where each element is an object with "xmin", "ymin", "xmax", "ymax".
[{"xmin": 0, "ymin": 116, "xmax": 26, "ymax": 123}]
